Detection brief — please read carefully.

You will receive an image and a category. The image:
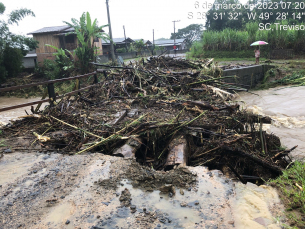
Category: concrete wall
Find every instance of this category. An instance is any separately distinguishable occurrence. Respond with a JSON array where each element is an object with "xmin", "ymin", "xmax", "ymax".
[
  {"xmin": 222, "ymin": 65, "xmax": 275, "ymax": 88},
  {"xmin": 22, "ymin": 57, "xmax": 36, "ymax": 68}
]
